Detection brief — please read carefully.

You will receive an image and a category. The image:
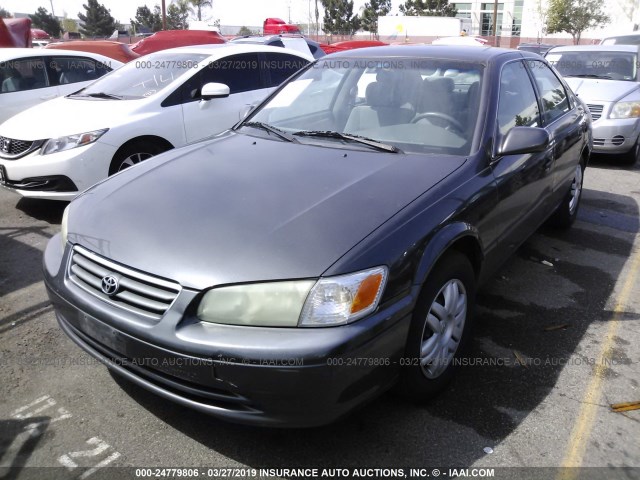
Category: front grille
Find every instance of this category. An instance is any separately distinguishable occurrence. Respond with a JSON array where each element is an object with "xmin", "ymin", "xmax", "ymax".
[
  {"xmin": 68, "ymin": 245, "xmax": 181, "ymax": 319},
  {"xmin": 612, "ymin": 135, "xmax": 625, "ymax": 146},
  {"xmin": 593, "ymin": 138, "xmax": 605, "ymax": 146},
  {"xmin": 587, "ymin": 104, "xmax": 603, "ymax": 121},
  {"xmin": 0, "ymin": 136, "xmax": 42, "ymax": 159}
]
